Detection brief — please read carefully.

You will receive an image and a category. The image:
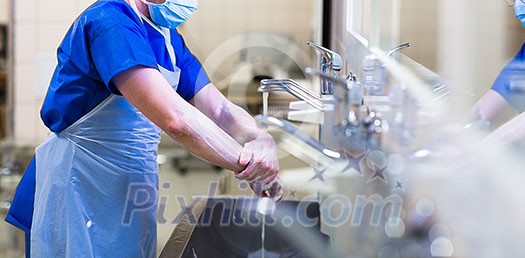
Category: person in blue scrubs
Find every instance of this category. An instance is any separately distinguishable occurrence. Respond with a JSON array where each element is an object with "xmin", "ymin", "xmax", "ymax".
[
  {"xmin": 5, "ymin": 0, "xmax": 282, "ymax": 257},
  {"xmin": 472, "ymin": 0, "xmax": 525, "ymax": 145},
  {"xmin": 473, "ymin": 44, "xmax": 525, "ymax": 123},
  {"xmin": 473, "ymin": 0, "xmax": 525, "ymax": 123}
]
